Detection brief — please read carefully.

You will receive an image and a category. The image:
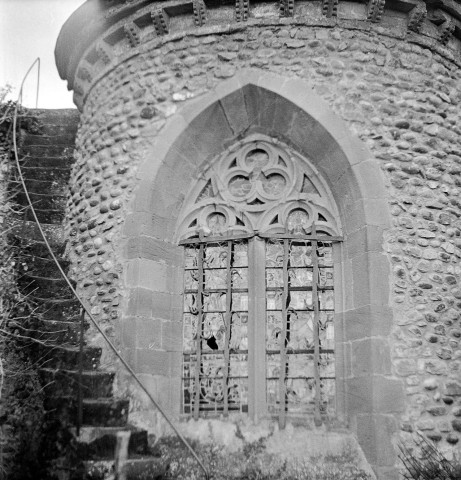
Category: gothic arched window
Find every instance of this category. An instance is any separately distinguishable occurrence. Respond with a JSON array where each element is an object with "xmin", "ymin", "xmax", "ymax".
[{"xmin": 178, "ymin": 134, "xmax": 341, "ymax": 427}]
